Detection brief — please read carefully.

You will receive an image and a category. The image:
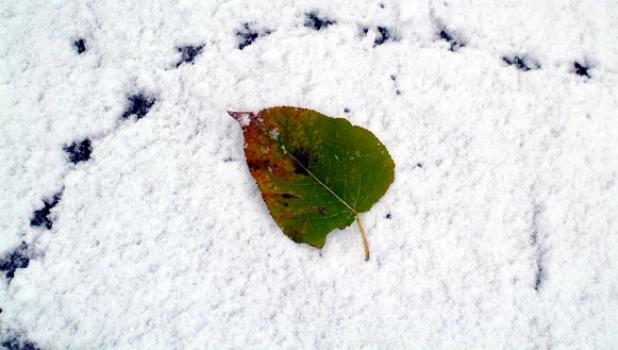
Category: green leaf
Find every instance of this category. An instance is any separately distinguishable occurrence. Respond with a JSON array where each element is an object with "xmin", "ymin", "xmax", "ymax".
[{"xmin": 229, "ymin": 107, "xmax": 395, "ymax": 260}]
